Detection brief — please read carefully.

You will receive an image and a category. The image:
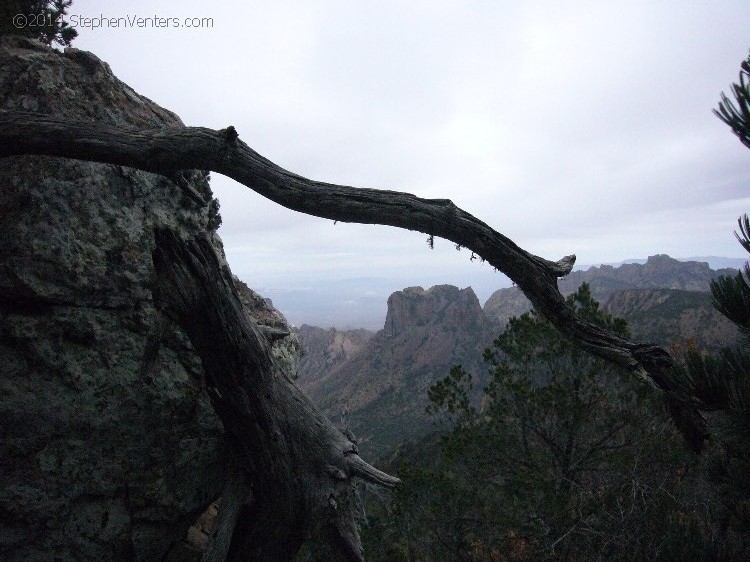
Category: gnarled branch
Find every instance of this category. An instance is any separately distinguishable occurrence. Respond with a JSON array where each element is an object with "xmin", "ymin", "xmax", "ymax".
[{"xmin": 0, "ymin": 111, "xmax": 707, "ymax": 453}]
